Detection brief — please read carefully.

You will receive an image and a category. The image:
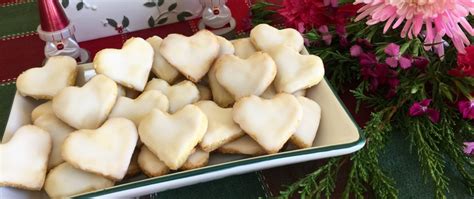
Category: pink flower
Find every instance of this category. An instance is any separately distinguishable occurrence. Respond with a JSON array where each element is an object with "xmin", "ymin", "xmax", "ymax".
[
  {"xmin": 458, "ymin": 99, "xmax": 474, "ymax": 120},
  {"xmin": 409, "ymin": 99, "xmax": 440, "ymax": 123},
  {"xmin": 449, "ymin": 45, "xmax": 474, "ymax": 77},
  {"xmin": 318, "ymin": 25, "xmax": 332, "ymax": 45},
  {"xmin": 279, "ymin": 0, "xmax": 330, "ymax": 33},
  {"xmin": 323, "ymin": 0, "xmax": 338, "ymax": 7},
  {"xmin": 354, "ymin": 0, "xmax": 474, "ymax": 56},
  {"xmin": 464, "ymin": 142, "xmax": 474, "ymax": 155},
  {"xmin": 411, "ymin": 57, "xmax": 429, "ymax": 70},
  {"xmin": 350, "ymin": 45, "xmax": 363, "ymax": 57},
  {"xmin": 384, "ymin": 43, "xmax": 412, "ymax": 69}
]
